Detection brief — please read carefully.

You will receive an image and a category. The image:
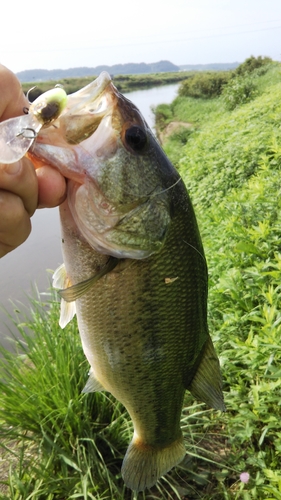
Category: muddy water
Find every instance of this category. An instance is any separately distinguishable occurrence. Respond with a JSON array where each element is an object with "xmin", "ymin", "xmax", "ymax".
[{"xmin": 0, "ymin": 83, "xmax": 179, "ymax": 348}]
